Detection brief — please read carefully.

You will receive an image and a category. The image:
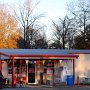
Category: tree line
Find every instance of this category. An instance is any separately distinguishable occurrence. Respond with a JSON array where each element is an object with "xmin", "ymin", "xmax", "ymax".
[{"xmin": 0, "ymin": 0, "xmax": 90, "ymax": 49}]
